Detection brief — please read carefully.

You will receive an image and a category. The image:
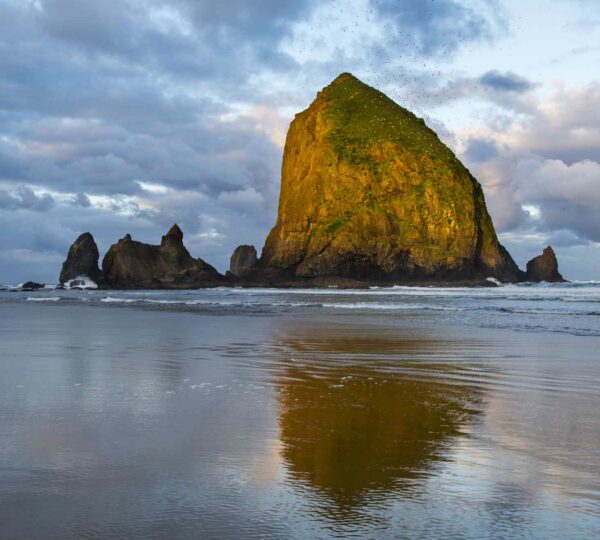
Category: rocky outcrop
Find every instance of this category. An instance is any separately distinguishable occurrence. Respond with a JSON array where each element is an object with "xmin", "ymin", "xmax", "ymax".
[
  {"xmin": 101, "ymin": 224, "xmax": 224, "ymax": 288},
  {"xmin": 261, "ymin": 73, "xmax": 523, "ymax": 283},
  {"xmin": 50, "ymin": 76, "xmax": 569, "ymax": 289},
  {"xmin": 229, "ymin": 245, "xmax": 258, "ymax": 277},
  {"xmin": 59, "ymin": 232, "xmax": 103, "ymax": 285},
  {"xmin": 21, "ymin": 281, "xmax": 44, "ymax": 290},
  {"xmin": 526, "ymin": 246, "xmax": 565, "ymax": 282}
]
